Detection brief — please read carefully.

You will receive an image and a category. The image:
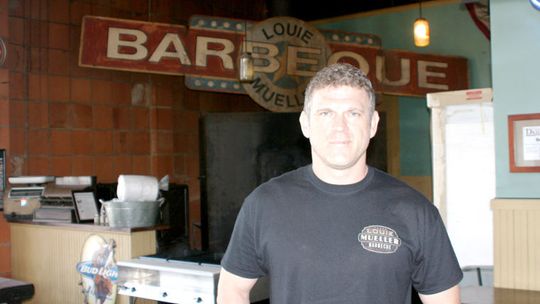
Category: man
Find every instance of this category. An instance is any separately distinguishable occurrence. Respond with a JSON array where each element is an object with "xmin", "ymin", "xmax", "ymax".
[{"xmin": 217, "ymin": 63, "xmax": 462, "ymax": 304}]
